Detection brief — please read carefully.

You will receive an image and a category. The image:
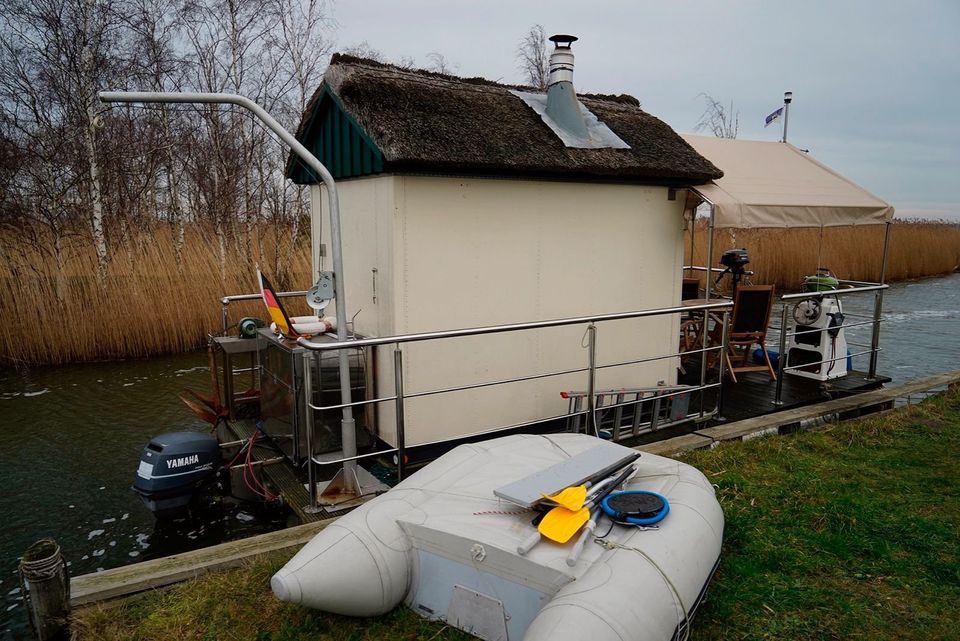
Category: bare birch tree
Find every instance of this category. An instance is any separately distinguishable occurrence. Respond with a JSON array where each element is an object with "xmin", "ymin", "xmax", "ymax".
[
  {"xmin": 516, "ymin": 24, "xmax": 549, "ymax": 90},
  {"xmin": 0, "ymin": 0, "xmax": 128, "ymax": 281},
  {"xmin": 695, "ymin": 93, "xmax": 739, "ymax": 139},
  {"xmin": 425, "ymin": 52, "xmax": 457, "ymax": 75}
]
